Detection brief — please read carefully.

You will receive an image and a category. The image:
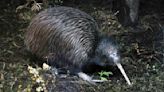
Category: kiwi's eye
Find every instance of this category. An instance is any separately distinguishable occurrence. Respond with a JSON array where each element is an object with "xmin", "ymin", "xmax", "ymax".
[{"xmin": 111, "ymin": 52, "xmax": 117, "ymax": 57}]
